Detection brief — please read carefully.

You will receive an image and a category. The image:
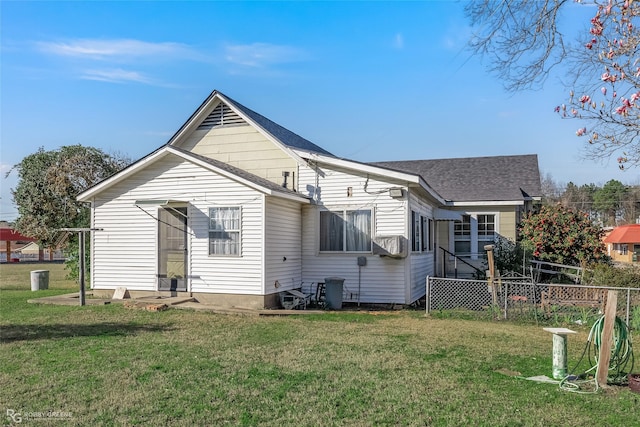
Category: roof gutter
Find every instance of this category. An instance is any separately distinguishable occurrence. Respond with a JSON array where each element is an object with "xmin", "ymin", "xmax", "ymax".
[{"xmin": 295, "ymin": 149, "xmax": 446, "ymax": 205}]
